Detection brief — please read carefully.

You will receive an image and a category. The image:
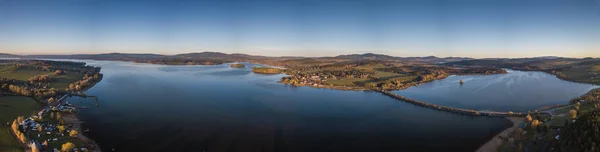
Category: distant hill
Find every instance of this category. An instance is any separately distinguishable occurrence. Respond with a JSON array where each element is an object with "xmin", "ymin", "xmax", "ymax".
[
  {"xmin": 29, "ymin": 53, "xmax": 167, "ymax": 60},
  {"xmin": 333, "ymin": 53, "xmax": 471, "ymax": 63},
  {"xmin": 174, "ymin": 52, "xmax": 270, "ymax": 60},
  {"xmin": 334, "ymin": 53, "xmax": 402, "ymax": 61},
  {"xmin": 6, "ymin": 51, "xmax": 595, "ymax": 68},
  {"xmin": 0, "ymin": 53, "xmax": 21, "ymax": 58}
]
